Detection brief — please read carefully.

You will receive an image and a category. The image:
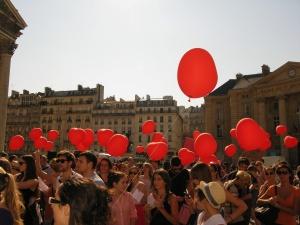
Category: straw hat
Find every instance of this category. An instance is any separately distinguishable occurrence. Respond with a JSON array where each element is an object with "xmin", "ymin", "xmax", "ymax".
[{"xmin": 199, "ymin": 181, "xmax": 226, "ymax": 208}]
